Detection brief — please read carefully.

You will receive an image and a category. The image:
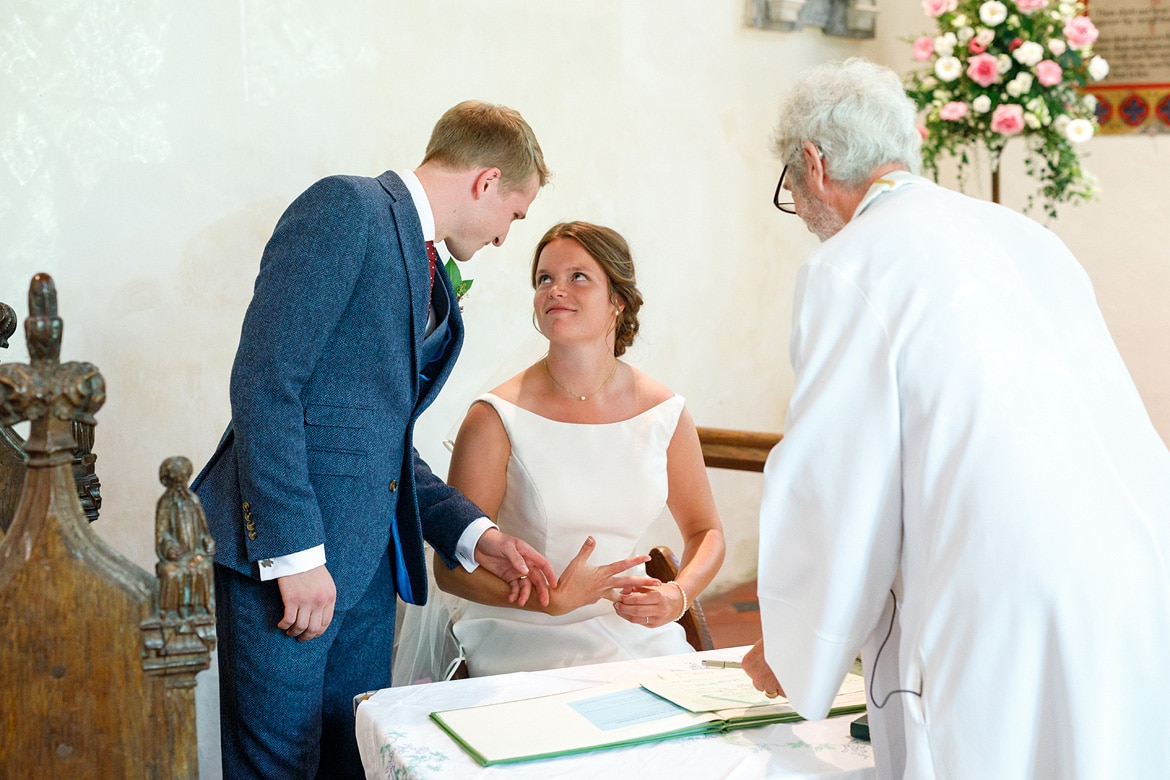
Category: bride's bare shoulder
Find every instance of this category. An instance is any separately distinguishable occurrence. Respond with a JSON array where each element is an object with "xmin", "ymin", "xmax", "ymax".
[{"xmin": 628, "ymin": 365, "xmax": 676, "ymax": 408}]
